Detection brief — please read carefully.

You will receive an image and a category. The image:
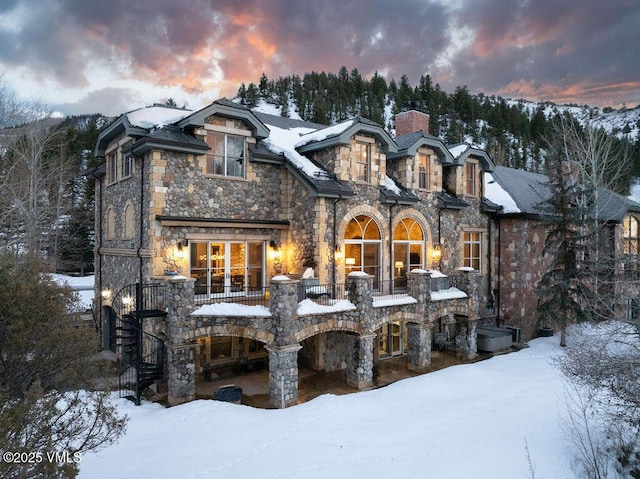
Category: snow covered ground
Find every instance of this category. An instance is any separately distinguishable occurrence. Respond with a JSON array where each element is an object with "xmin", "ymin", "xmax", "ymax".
[{"xmin": 78, "ymin": 334, "xmax": 584, "ymax": 479}]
